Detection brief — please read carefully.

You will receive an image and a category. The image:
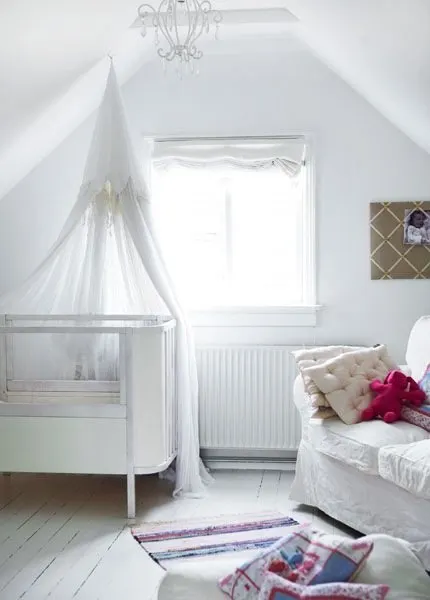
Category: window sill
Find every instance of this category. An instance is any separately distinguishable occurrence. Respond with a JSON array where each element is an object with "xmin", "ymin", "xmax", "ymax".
[{"xmin": 189, "ymin": 306, "xmax": 322, "ymax": 328}]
